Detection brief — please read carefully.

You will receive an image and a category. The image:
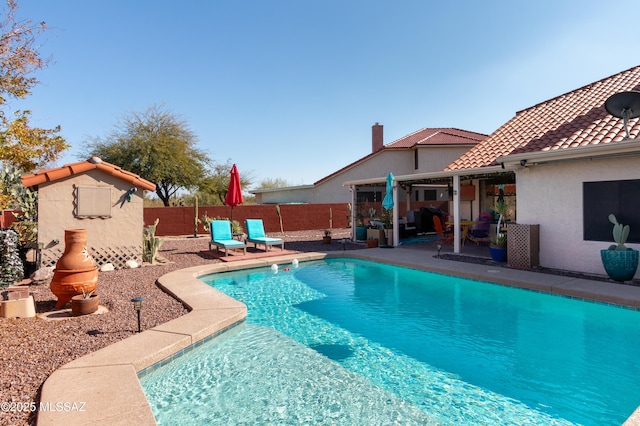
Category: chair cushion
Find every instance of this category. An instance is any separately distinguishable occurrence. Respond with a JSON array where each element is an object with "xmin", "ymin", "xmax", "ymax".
[{"xmin": 246, "ymin": 219, "xmax": 266, "ymax": 238}]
